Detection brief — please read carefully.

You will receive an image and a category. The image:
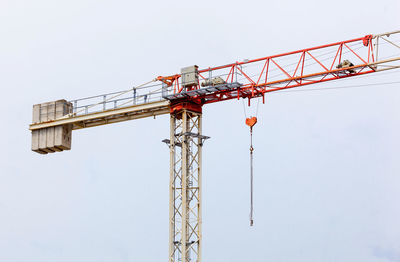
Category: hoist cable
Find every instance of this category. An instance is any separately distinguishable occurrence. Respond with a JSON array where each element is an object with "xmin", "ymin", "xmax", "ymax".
[
  {"xmin": 242, "ymin": 98, "xmax": 248, "ymax": 118},
  {"xmin": 242, "ymin": 97, "xmax": 259, "ymax": 227},
  {"xmin": 256, "ymin": 97, "xmax": 260, "ymax": 117},
  {"xmin": 250, "ymin": 126, "xmax": 254, "ymax": 226}
]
